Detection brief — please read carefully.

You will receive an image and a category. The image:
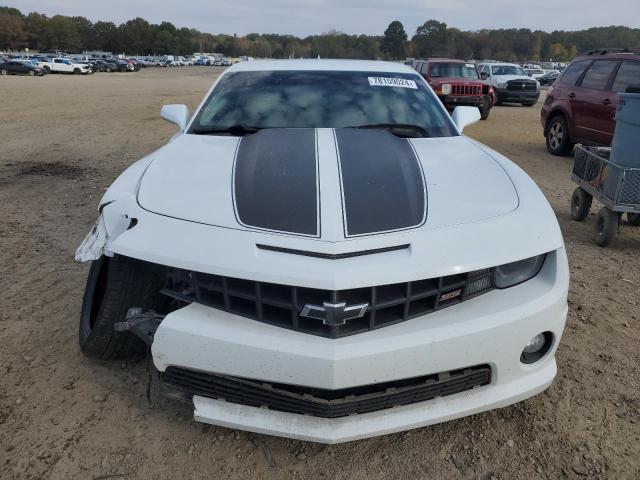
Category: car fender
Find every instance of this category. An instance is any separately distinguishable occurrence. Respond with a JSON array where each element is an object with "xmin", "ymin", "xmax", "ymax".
[
  {"xmin": 75, "ymin": 154, "xmax": 156, "ymax": 262},
  {"xmin": 543, "ymin": 101, "xmax": 574, "ymax": 138}
]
